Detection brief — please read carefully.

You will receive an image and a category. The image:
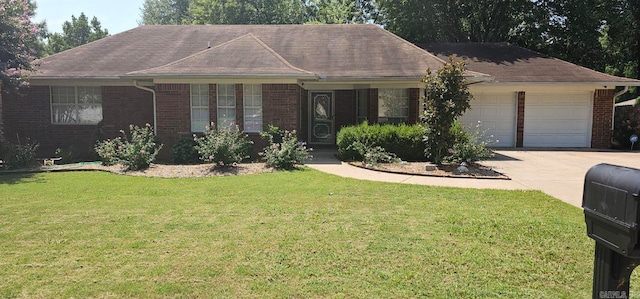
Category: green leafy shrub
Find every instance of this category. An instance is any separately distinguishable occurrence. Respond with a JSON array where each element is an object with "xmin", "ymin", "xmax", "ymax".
[
  {"xmin": 348, "ymin": 141, "xmax": 400, "ymax": 167},
  {"xmin": 443, "ymin": 121, "xmax": 495, "ymax": 163},
  {"xmin": 613, "ymin": 106, "xmax": 640, "ymax": 149},
  {"xmin": 171, "ymin": 138, "xmax": 200, "ymax": 164},
  {"xmin": 1, "ymin": 141, "xmax": 39, "ymax": 170},
  {"xmin": 421, "ymin": 57, "xmax": 472, "ymax": 164},
  {"xmin": 94, "ymin": 124, "xmax": 163, "ymax": 171},
  {"xmin": 337, "ymin": 122, "xmax": 425, "ymax": 161},
  {"xmin": 54, "ymin": 146, "xmax": 76, "ymax": 164},
  {"xmin": 194, "ymin": 124, "xmax": 252, "ymax": 167},
  {"xmin": 260, "ymin": 125, "xmax": 312, "ymax": 170}
]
